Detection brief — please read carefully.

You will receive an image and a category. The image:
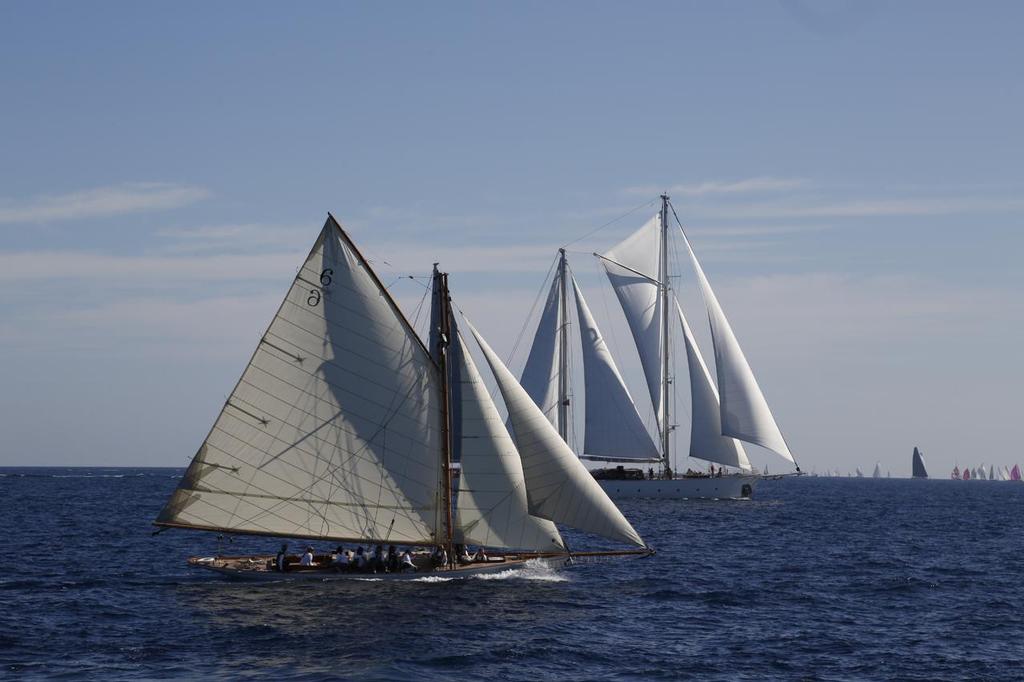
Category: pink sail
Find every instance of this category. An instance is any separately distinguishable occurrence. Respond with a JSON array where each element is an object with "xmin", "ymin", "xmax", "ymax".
[
  {"xmin": 1012, "ymin": 464, "xmax": 1021, "ymax": 481},
  {"xmin": 963, "ymin": 468, "xmax": 971, "ymax": 480}
]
